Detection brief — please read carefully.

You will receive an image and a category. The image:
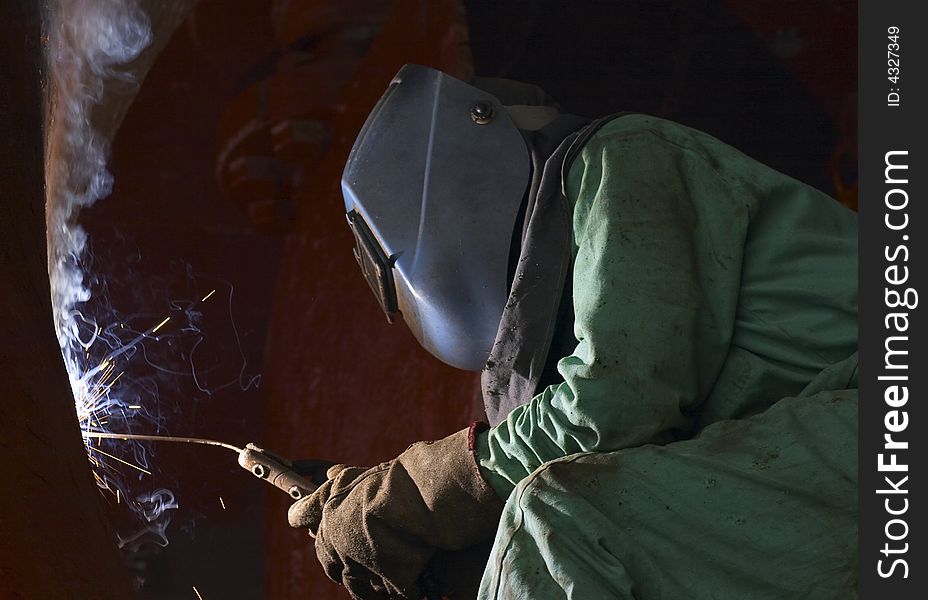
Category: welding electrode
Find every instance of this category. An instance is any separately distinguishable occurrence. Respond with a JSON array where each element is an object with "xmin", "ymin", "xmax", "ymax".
[{"xmin": 80, "ymin": 432, "xmax": 316, "ymax": 499}]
